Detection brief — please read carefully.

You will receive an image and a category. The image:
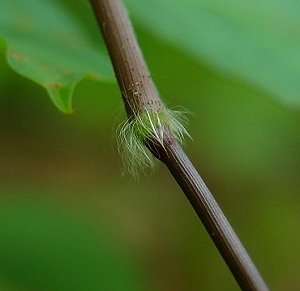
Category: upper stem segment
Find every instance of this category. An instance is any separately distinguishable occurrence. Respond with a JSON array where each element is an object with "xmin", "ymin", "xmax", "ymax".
[{"xmin": 90, "ymin": 0, "xmax": 163, "ymax": 116}]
